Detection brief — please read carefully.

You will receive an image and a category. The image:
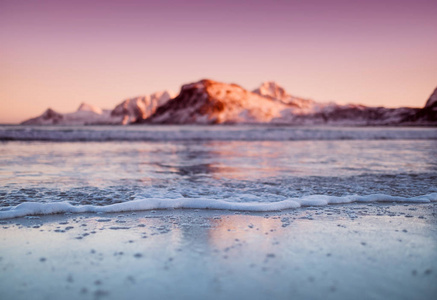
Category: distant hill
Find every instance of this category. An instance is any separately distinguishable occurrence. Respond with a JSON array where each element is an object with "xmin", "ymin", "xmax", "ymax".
[
  {"xmin": 22, "ymin": 91, "xmax": 175, "ymax": 125},
  {"xmin": 21, "ymin": 80, "xmax": 436, "ymax": 126},
  {"xmin": 145, "ymin": 79, "xmax": 288, "ymax": 124},
  {"xmin": 145, "ymin": 79, "xmax": 434, "ymax": 125},
  {"xmin": 110, "ymin": 91, "xmax": 176, "ymax": 125}
]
